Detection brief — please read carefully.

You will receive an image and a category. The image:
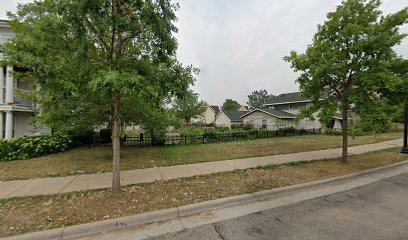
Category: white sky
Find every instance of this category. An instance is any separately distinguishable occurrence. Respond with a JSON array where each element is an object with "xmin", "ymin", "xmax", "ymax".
[{"xmin": 1, "ymin": 0, "xmax": 407, "ymax": 106}]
